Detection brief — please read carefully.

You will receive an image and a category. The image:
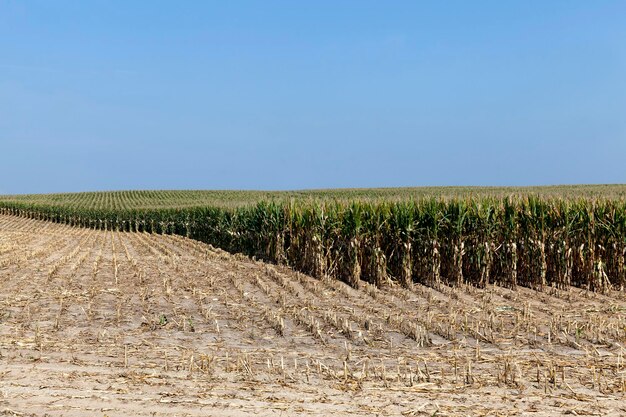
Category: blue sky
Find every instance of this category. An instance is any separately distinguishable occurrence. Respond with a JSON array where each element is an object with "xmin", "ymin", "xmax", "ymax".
[{"xmin": 1, "ymin": 1, "xmax": 625, "ymax": 194}]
